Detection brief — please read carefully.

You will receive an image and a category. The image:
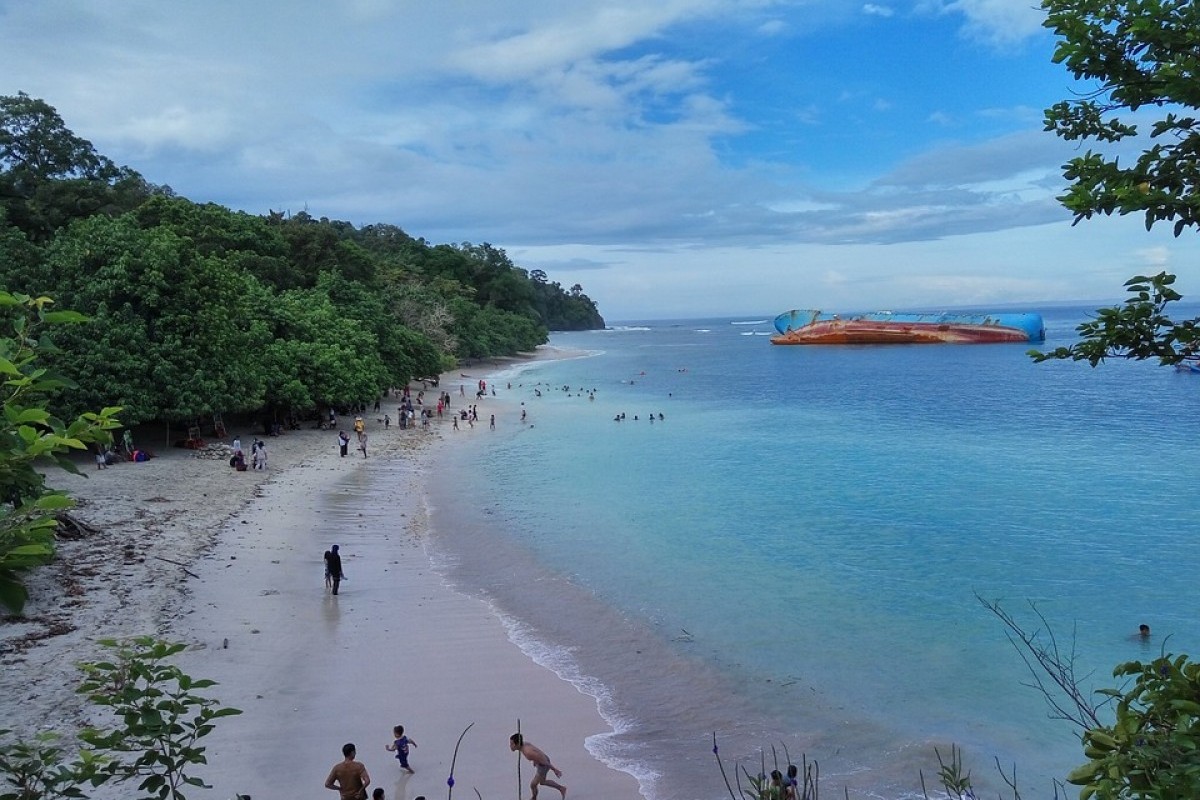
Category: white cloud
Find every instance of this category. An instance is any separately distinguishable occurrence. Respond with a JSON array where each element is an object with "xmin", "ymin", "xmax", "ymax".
[
  {"xmin": 2, "ymin": 0, "xmax": 1195, "ymax": 321},
  {"xmin": 923, "ymin": 0, "xmax": 1047, "ymax": 46},
  {"xmin": 862, "ymin": 4, "xmax": 895, "ymax": 17},
  {"xmin": 1133, "ymin": 246, "xmax": 1170, "ymax": 269}
]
